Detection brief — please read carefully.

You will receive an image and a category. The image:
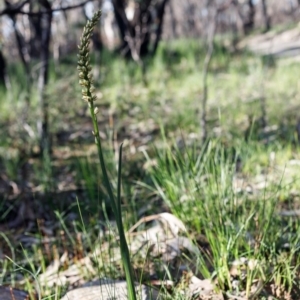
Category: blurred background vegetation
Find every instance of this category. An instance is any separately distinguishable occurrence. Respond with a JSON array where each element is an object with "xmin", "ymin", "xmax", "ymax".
[{"xmin": 1, "ymin": 0, "xmax": 300, "ymax": 299}]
